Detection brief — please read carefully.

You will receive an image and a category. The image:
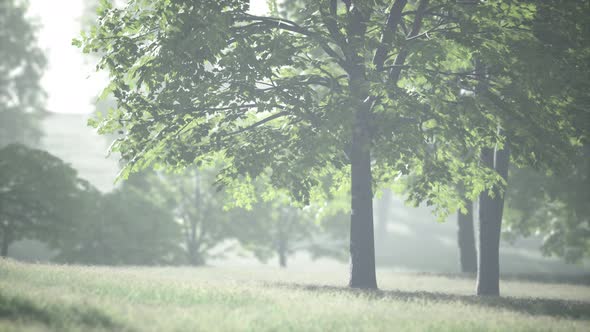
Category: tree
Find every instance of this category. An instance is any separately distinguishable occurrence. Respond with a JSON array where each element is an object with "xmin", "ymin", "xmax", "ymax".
[
  {"xmin": 0, "ymin": 0, "xmax": 46, "ymax": 147},
  {"xmin": 477, "ymin": 144, "xmax": 509, "ymax": 295},
  {"xmin": 471, "ymin": 0, "xmax": 589, "ymax": 295},
  {"xmin": 457, "ymin": 199, "xmax": 476, "ymax": 274},
  {"xmin": 54, "ymin": 180, "xmax": 184, "ymax": 265},
  {"xmin": 79, "ymin": 0, "xmax": 580, "ymax": 290},
  {"xmin": 235, "ymin": 184, "xmax": 348, "ymax": 268},
  {"xmin": 504, "ymin": 146, "xmax": 590, "ymax": 264},
  {"xmin": 238, "ymin": 200, "xmax": 314, "ymax": 268},
  {"xmin": 0, "ymin": 143, "xmax": 89, "ymax": 257},
  {"xmin": 135, "ymin": 168, "xmax": 239, "ymax": 266}
]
